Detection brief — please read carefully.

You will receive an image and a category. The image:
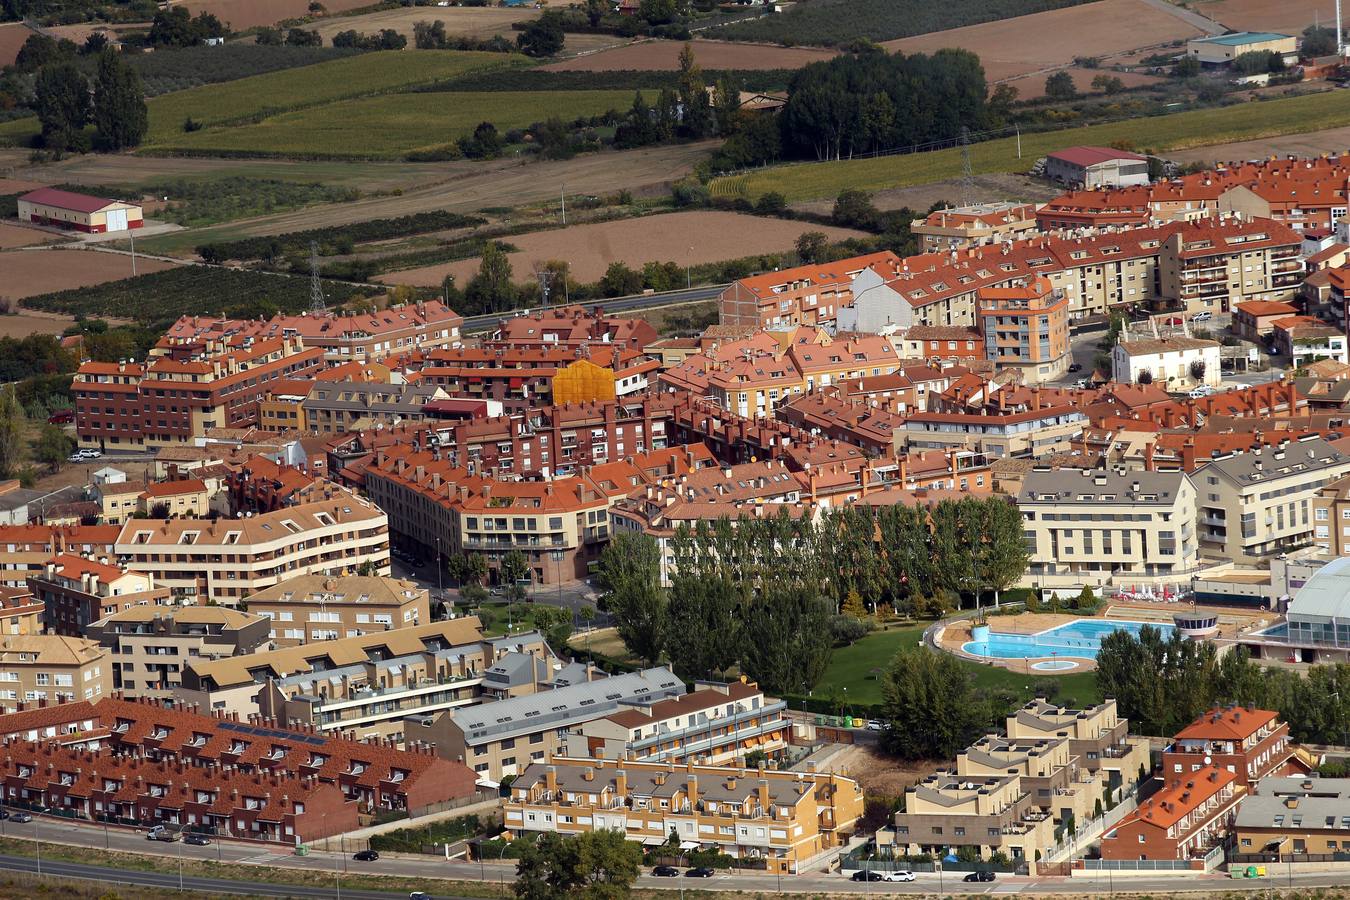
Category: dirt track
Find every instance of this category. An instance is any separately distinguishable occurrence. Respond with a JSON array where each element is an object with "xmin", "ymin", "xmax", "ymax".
[
  {"xmin": 542, "ymin": 38, "xmax": 836, "ymax": 72},
  {"xmin": 1193, "ymin": 0, "xmax": 1335, "ymax": 33}
]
